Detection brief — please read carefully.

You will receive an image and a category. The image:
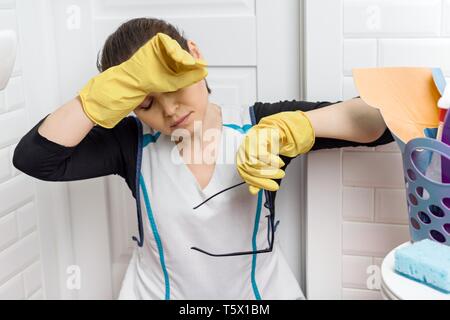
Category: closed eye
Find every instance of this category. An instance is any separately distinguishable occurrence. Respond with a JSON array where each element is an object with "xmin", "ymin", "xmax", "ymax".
[{"xmin": 141, "ymin": 96, "xmax": 154, "ymax": 110}]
